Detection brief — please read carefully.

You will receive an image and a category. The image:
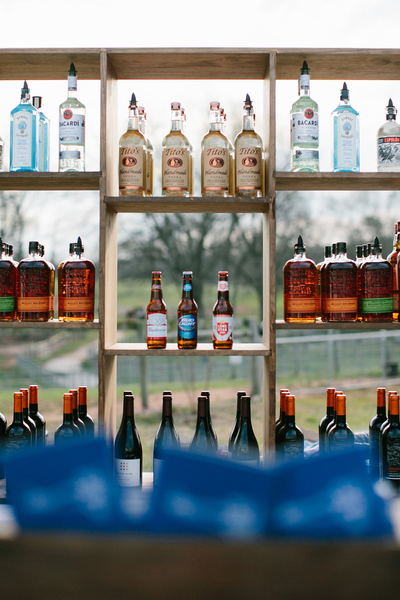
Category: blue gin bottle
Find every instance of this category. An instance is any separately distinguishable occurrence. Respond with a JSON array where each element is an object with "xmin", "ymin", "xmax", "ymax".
[
  {"xmin": 10, "ymin": 81, "xmax": 39, "ymax": 172},
  {"xmin": 332, "ymin": 82, "xmax": 360, "ymax": 172},
  {"xmin": 33, "ymin": 96, "xmax": 50, "ymax": 172}
]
